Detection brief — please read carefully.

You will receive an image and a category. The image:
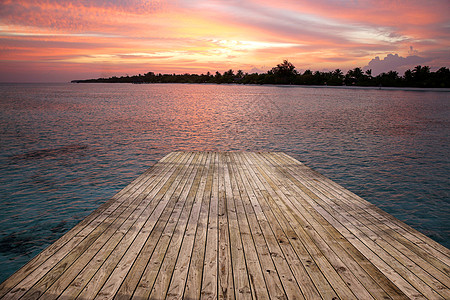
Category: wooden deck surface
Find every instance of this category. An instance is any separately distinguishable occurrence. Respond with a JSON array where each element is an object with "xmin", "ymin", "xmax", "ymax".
[{"xmin": 1, "ymin": 151, "xmax": 449, "ymax": 299}]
